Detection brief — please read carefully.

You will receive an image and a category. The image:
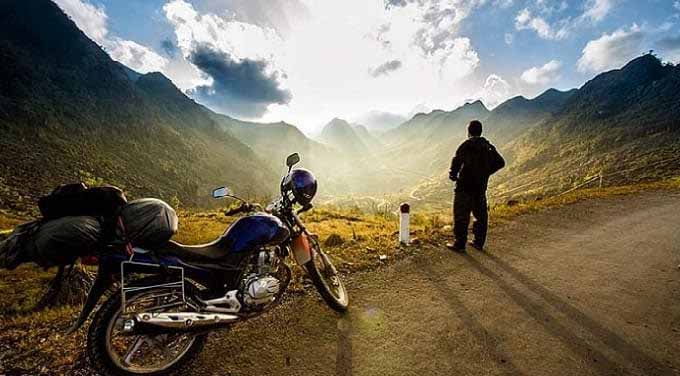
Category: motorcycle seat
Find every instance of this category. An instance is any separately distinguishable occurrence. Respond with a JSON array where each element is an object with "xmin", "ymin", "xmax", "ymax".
[{"xmin": 155, "ymin": 239, "xmax": 229, "ymax": 263}]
